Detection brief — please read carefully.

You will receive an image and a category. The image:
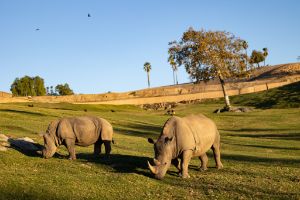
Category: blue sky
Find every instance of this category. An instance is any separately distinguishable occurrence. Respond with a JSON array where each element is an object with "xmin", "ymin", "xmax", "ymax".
[{"xmin": 1, "ymin": 0, "xmax": 299, "ymax": 94}]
